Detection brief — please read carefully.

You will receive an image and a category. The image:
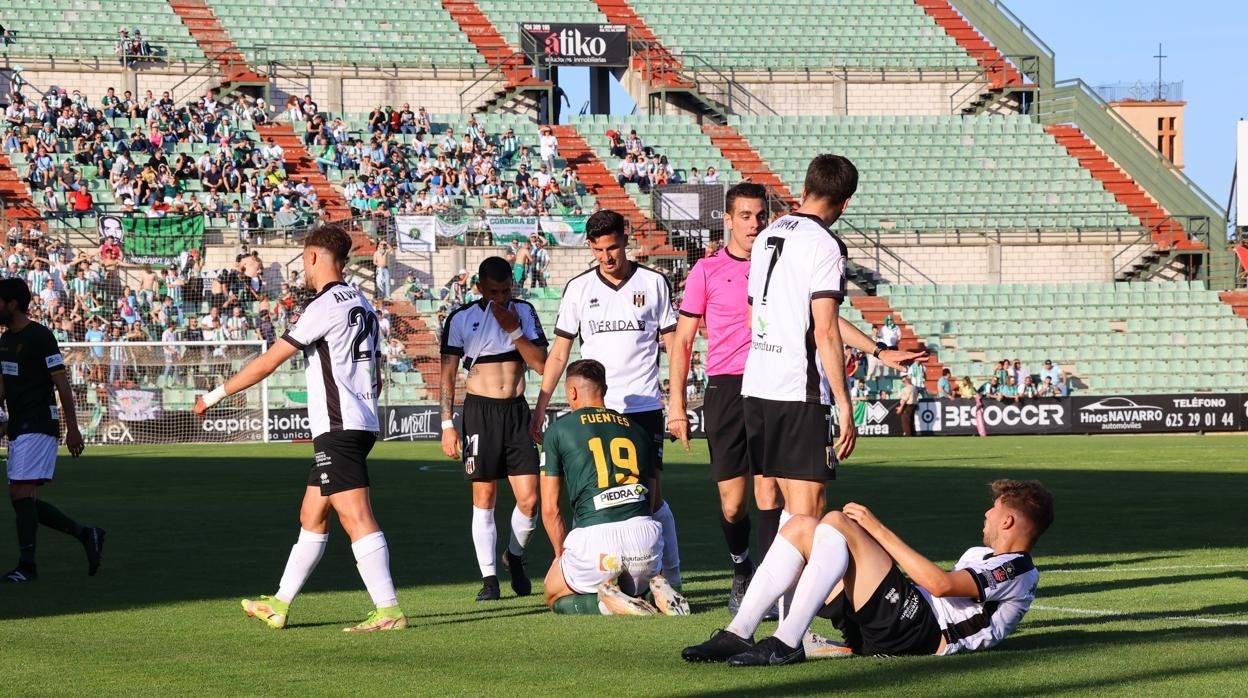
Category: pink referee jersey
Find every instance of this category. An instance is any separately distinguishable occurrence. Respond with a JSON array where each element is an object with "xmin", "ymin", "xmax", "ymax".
[{"xmin": 678, "ymin": 249, "xmax": 750, "ymax": 376}]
